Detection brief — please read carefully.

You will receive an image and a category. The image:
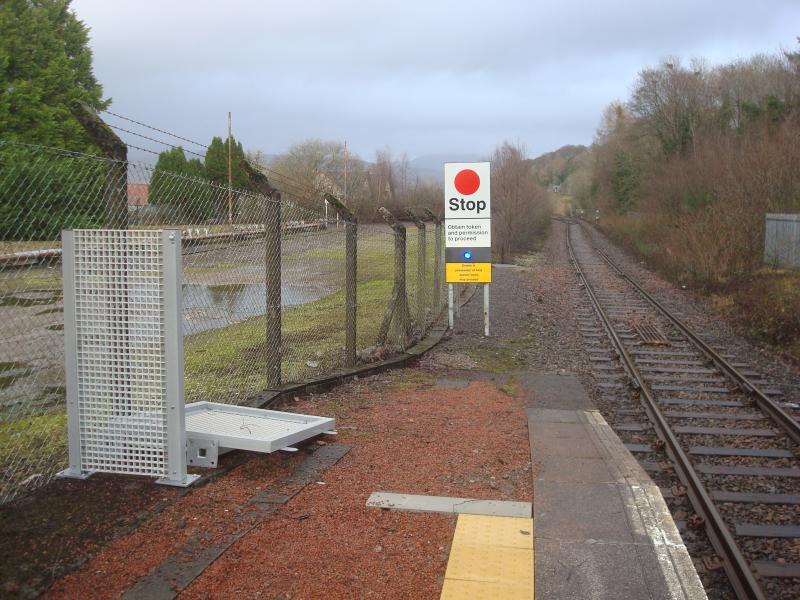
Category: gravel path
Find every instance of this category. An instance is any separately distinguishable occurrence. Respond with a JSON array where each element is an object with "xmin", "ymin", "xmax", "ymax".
[{"xmin": 425, "ymin": 221, "xmax": 592, "ymax": 382}]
